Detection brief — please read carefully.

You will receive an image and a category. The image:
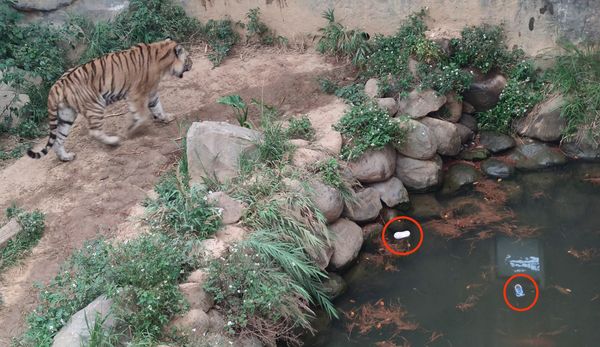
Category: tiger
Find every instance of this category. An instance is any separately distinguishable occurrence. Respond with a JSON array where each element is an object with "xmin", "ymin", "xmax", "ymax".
[{"xmin": 27, "ymin": 38, "xmax": 193, "ymax": 162}]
